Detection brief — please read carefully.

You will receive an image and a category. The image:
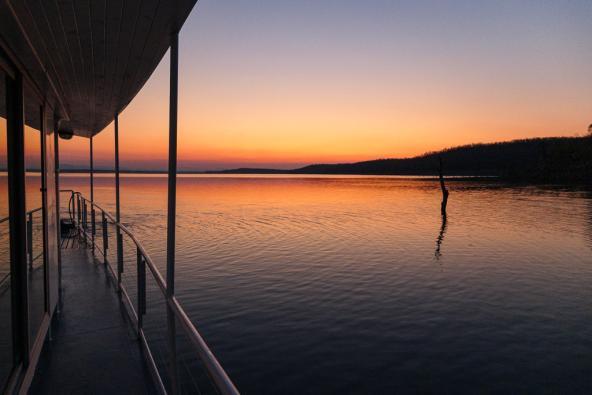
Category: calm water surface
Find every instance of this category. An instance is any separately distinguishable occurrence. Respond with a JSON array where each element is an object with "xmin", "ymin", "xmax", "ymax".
[{"xmin": 59, "ymin": 175, "xmax": 592, "ymax": 394}]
